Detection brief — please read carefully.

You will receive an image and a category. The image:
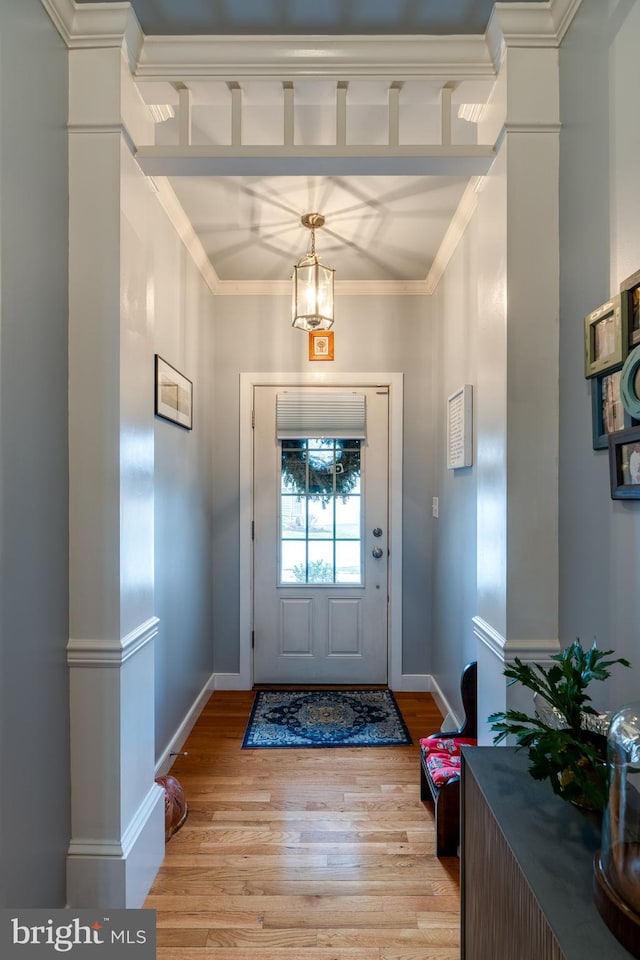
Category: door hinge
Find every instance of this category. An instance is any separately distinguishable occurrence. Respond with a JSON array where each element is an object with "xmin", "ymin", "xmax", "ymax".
[
  {"xmin": 251, "ymin": 520, "xmax": 255, "ymax": 540},
  {"xmin": 251, "ymin": 408, "xmax": 255, "ymax": 428},
  {"xmin": 252, "ymin": 630, "xmax": 255, "ymax": 649}
]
